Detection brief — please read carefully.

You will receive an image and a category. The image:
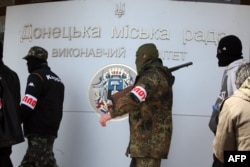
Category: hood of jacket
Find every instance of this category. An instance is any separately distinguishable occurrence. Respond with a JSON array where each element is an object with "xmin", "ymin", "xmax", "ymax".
[
  {"xmin": 225, "ymin": 58, "xmax": 246, "ymax": 71},
  {"xmin": 238, "ymin": 77, "xmax": 250, "ymax": 99}
]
